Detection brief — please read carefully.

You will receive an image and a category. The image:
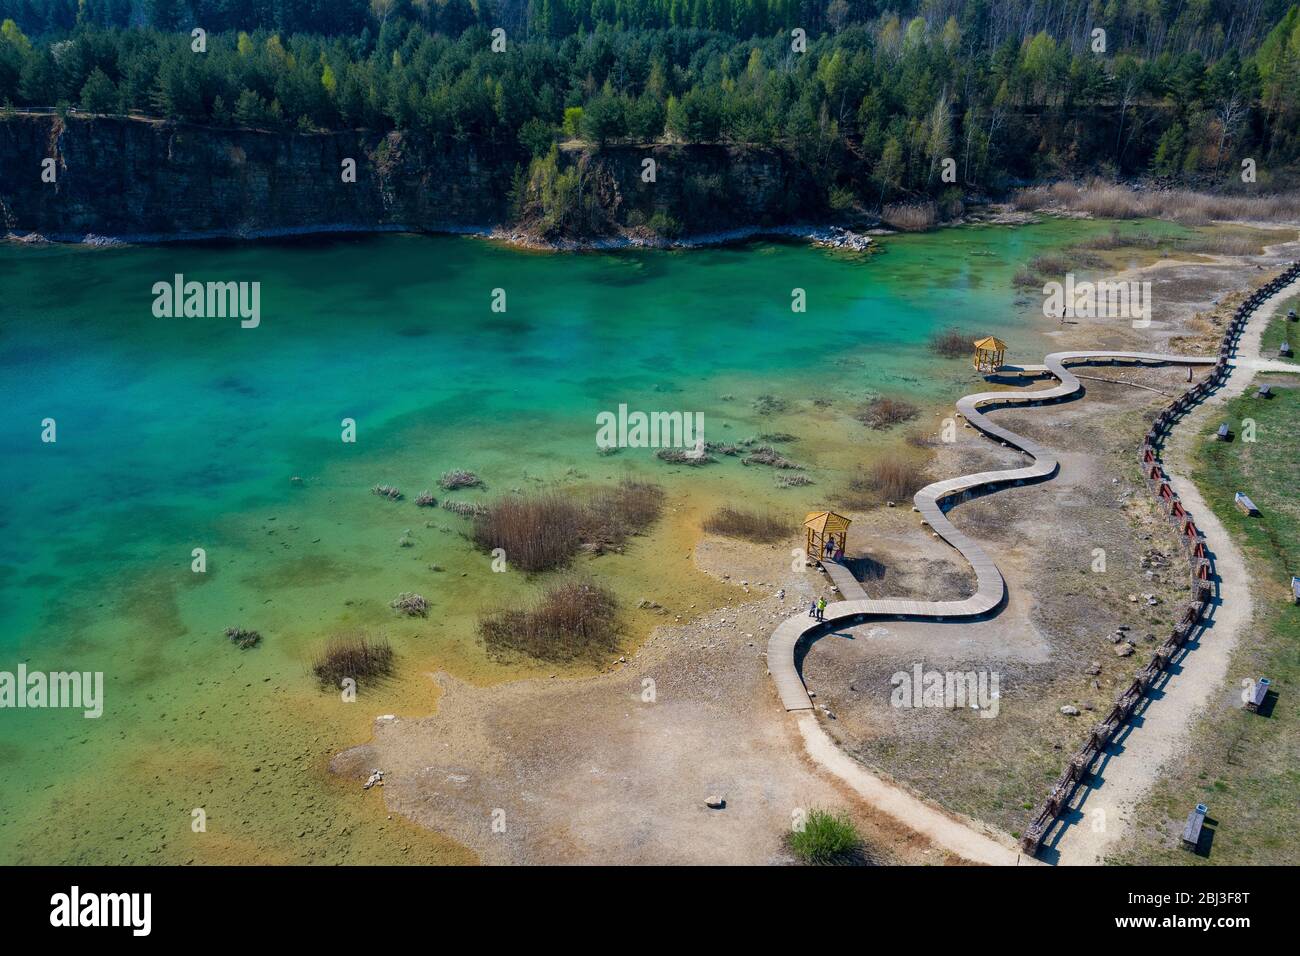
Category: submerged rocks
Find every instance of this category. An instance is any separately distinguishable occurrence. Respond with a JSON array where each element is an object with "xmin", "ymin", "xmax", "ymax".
[{"xmin": 808, "ymin": 226, "xmax": 873, "ymax": 251}]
